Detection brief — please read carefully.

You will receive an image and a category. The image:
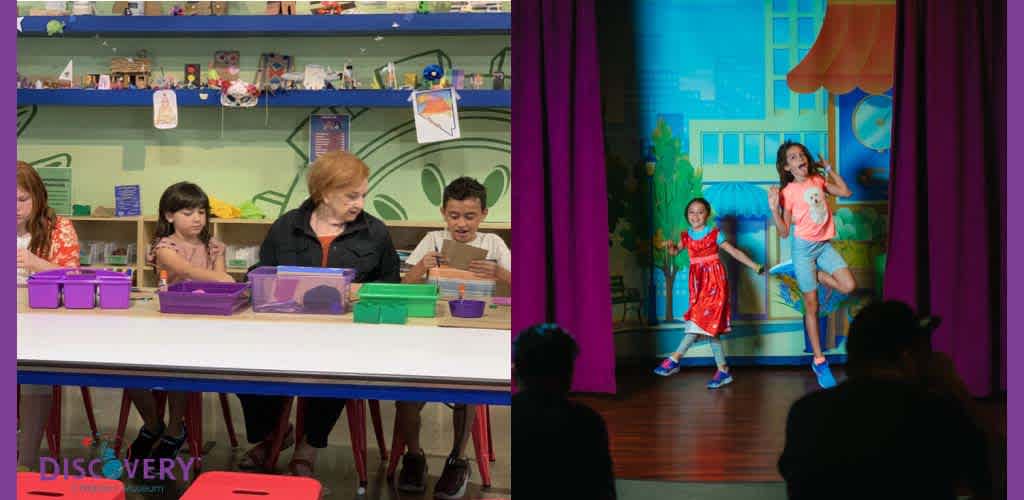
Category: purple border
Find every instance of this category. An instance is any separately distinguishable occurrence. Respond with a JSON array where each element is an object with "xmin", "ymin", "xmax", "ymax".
[
  {"xmin": 1009, "ymin": 0, "xmax": 1019, "ymax": 495},
  {"xmin": 7, "ymin": 7, "xmax": 18, "ymax": 487}
]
